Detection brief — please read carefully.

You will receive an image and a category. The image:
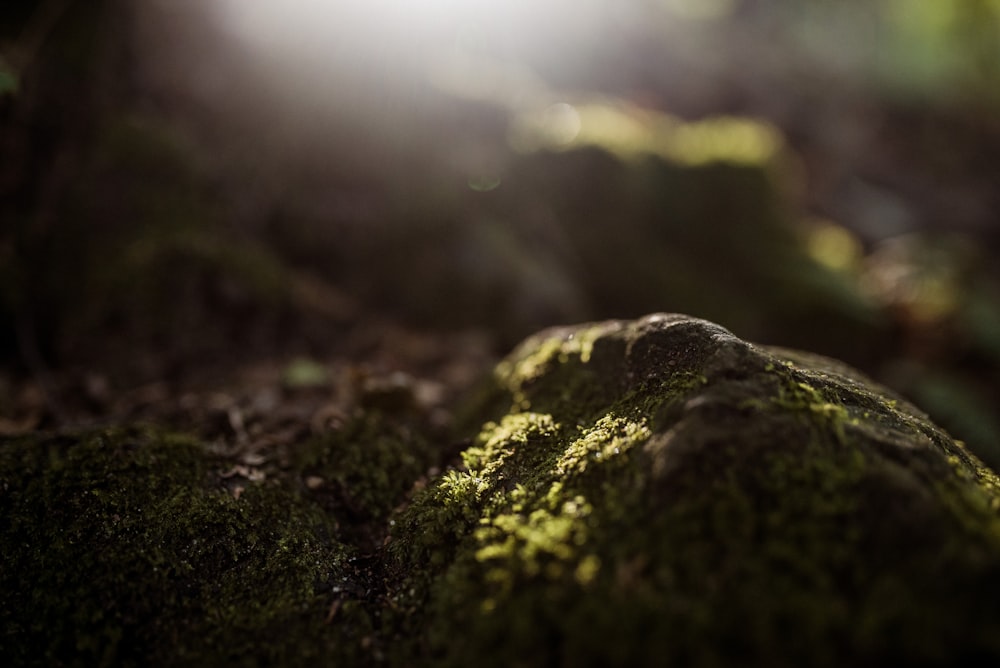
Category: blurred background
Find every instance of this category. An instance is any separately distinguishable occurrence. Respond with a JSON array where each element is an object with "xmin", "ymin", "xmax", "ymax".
[{"xmin": 2, "ymin": 0, "xmax": 1000, "ymax": 465}]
